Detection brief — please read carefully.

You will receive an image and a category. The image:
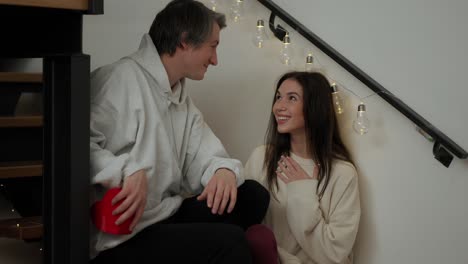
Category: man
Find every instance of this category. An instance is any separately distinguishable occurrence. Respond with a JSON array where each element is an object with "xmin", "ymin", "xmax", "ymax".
[{"xmin": 89, "ymin": 1, "xmax": 269, "ymax": 263}]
